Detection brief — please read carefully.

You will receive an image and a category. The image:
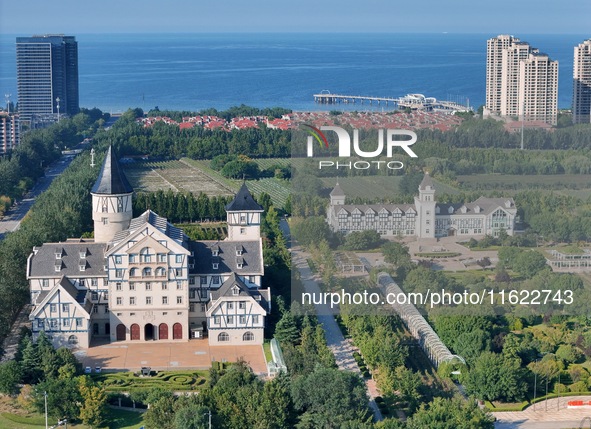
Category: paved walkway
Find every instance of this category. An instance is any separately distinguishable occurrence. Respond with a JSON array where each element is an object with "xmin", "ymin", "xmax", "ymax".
[
  {"xmin": 292, "ymin": 246, "xmax": 383, "ymax": 422},
  {"xmin": 0, "ymin": 305, "xmax": 32, "ymax": 362},
  {"xmin": 75, "ymin": 339, "xmax": 268, "ymax": 375},
  {"xmin": 493, "ymin": 396, "xmax": 591, "ymax": 428}
]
